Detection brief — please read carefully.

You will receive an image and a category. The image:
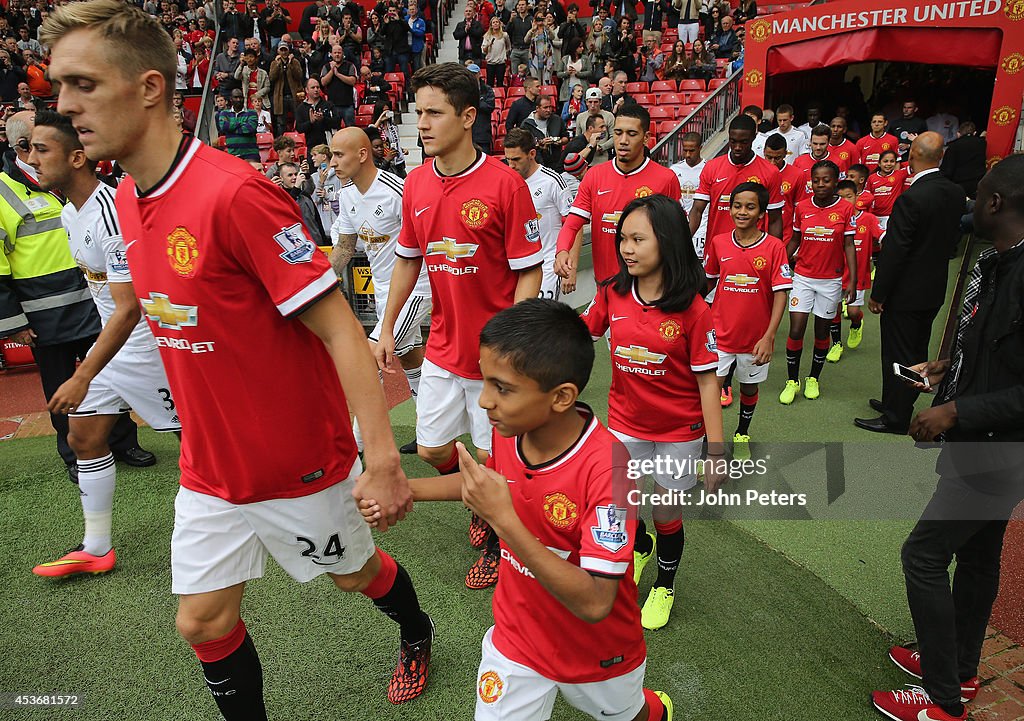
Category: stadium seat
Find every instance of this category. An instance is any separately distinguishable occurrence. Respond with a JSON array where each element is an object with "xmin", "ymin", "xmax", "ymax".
[
  {"xmin": 648, "ymin": 106, "xmax": 675, "ymax": 120},
  {"xmin": 492, "ymin": 87, "xmax": 505, "ymax": 100},
  {"xmin": 680, "ymin": 103, "xmax": 701, "ymax": 117},
  {"xmin": 357, "ymin": 104, "xmax": 376, "ymax": 117},
  {"xmin": 657, "ymin": 120, "xmax": 678, "ymax": 136},
  {"xmin": 708, "ymin": 78, "xmax": 728, "ymax": 90},
  {"xmin": 493, "ymin": 136, "xmax": 504, "ymax": 152},
  {"xmin": 650, "ymin": 80, "xmax": 676, "ymax": 93},
  {"xmin": 716, "ymin": 58, "xmax": 729, "ymax": 77},
  {"xmin": 657, "ymin": 92, "xmax": 685, "ymax": 107},
  {"xmin": 688, "ymin": 91, "xmax": 709, "ymax": 104},
  {"xmin": 645, "ymin": 135, "xmax": 658, "ymax": 149},
  {"xmin": 679, "ymin": 79, "xmax": 705, "ymax": 92},
  {"xmin": 633, "ymin": 93, "xmax": 656, "ymax": 106},
  {"xmin": 626, "ymin": 81, "xmax": 648, "ymax": 94},
  {"xmin": 384, "ymin": 72, "xmax": 405, "ymax": 92},
  {"xmin": 256, "ymin": 132, "xmax": 273, "ymax": 149},
  {"xmin": 356, "ymin": 114, "xmax": 372, "ymax": 127},
  {"xmin": 507, "ymin": 86, "xmax": 526, "ymax": 97},
  {"xmin": 540, "ymin": 84, "xmax": 557, "ymax": 98}
]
